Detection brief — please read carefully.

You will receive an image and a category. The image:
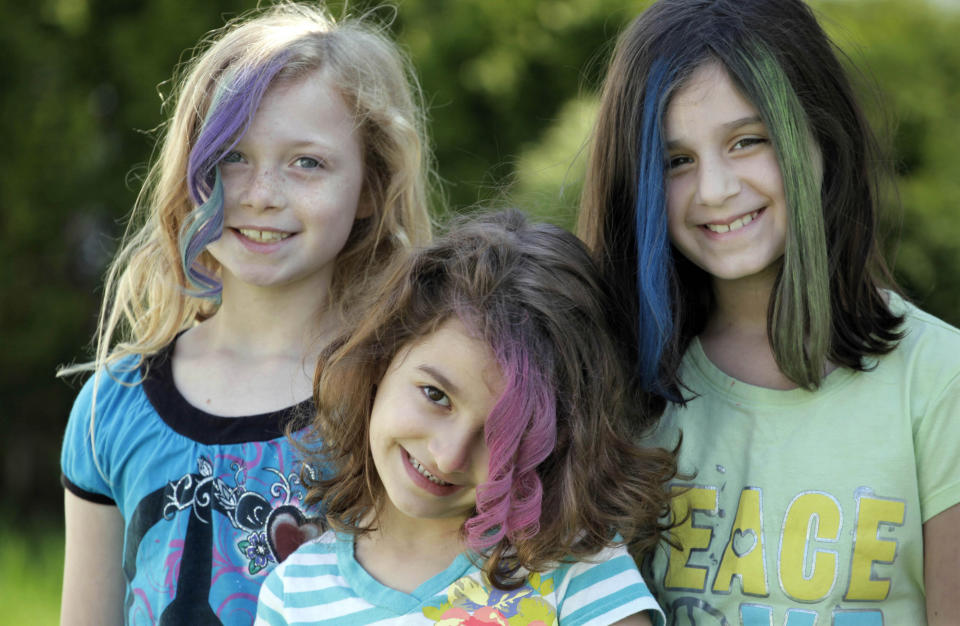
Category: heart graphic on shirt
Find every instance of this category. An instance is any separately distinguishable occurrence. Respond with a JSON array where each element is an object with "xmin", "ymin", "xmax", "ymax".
[
  {"xmin": 265, "ymin": 506, "xmax": 323, "ymax": 563},
  {"xmin": 731, "ymin": 528, "xmax": 757, "ymax": 557}
]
